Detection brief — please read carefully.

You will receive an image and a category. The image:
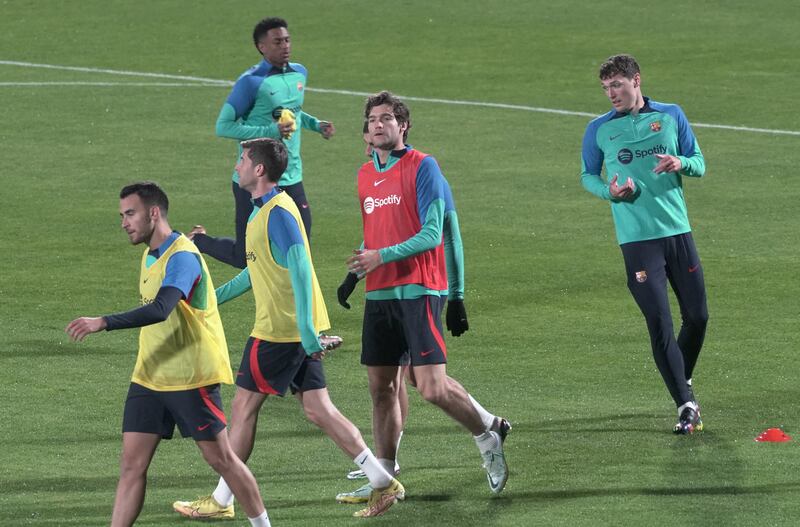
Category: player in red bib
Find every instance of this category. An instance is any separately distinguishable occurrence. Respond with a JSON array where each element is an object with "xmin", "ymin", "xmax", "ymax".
[{"xmin": 346, "ymin": 91, "xmax": 510, "ymax": 495}]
